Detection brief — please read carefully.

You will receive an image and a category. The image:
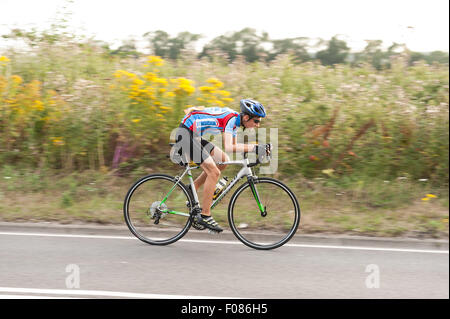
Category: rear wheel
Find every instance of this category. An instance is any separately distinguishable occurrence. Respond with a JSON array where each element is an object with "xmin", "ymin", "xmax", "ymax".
[
  {"xmin": 124, "ymin": 174, "xmax": 193, "ymax": 245},
  {"xmin": 228, "ymin": 177, "xmax": 300, "ymax": 250}
]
